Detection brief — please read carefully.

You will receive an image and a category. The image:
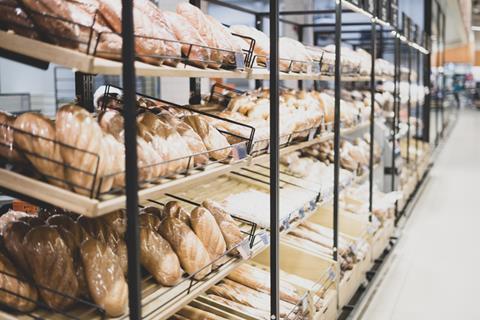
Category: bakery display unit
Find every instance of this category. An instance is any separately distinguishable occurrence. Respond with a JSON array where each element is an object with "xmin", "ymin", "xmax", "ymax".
[{"xmin": 0, "ymin": 0, "xmax": 439, "ymax": 319}]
